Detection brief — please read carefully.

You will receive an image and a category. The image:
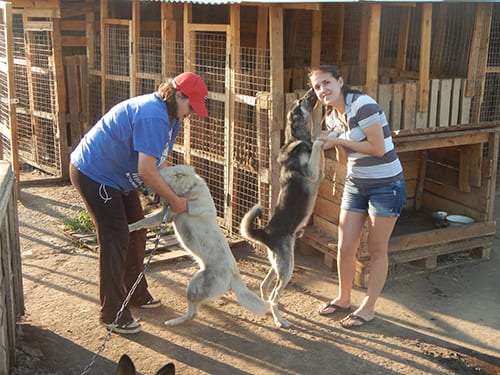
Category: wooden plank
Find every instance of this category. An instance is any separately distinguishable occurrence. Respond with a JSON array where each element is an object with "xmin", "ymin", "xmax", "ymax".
[
  {"xmin": 185, "ymin": 23, "xmax": 229, "ymax": 33},
  {"xmin": 396, "ymin": 8, "xmax": 411, "ymax": 72},
  {"xmin": 100, "ymin": 0, "xmax": 108, "ymax": 114},
  {"xmin": 365, "ymin": 4, "xmax": 381, "ymax": 98},
  {"xmin": 183, "ymin": 4, "xmax": 192, "ymax": 165},
  {"xmin": 310, "ymin": 9, "xmax": 322, "ymax": 69},
  {"xmin": 470, "ymin": 4, "xmax": 493, "ymax": 123},
  {"xmin": 61, "ymin": 35, "xmax": 86, "ymax": 47},
  {"xmin": 450, "ymin": 78, "xmax": 461, "ymax": 126},
  {"xmin": 103, "ymin": 18, "xmax": 129, "ymax": 26},
  {"xmin": 438, "ymin": 79, "xmax": 452, "ymax": 127},
  {"xmin": 130, "ymin": 0, "xmax": 140, "ymax": 98},
  {"xmin": 313, "ymin": 215, "xmax": 339, "ymax": 238},
  {"xmin": 418, "ymin": 3, "xmax": 432, "ymax": 112},
  {"xmin": 458, "ymin": 146, "xmax": 472, "ymax": 193},
  {"xmin": 389, "ymin": 221, "xmax": 495, "ymax": 253},
  {"xmin": 415, "ymin": 111, "xmax": 427, "ymax": 129},
  {"xmin": 424, "ymin": 179, "xmax": 486, "ymax": 211},
  {"xmin": 226, "ymin": 4, "xmax": 239, "ymax": 232},
  {"xmin": 402, "ymin": 159, "xmax": 420, "ymax": 180},
  {"xmin": 460, "ymin": 79, "xmax": 472, "ymax": 124},
  {"xmin": 85, "ymin": 9, "xmax": 95, "ymax": 69},
  {"xmin": 161, "ymin": 3, "xmax": 176, "ymax": 79},
  {"xmin": 4, "ymin": 3, "xmax": 19, "ymax": 188},
  {"xmin": 404, "ymin": 82, "xmax": 416, "ymax": 130},
  {"xmin": 415, "ymin": 151, "xmax": 427, "ymax": 210},
  {"xmin": 269, "ymin": 6, "xmax": 284, "ymax": 211},
  {"xmin": 314, "ymin": 196, "xmax": 340, "ymax": 224},
  {"xmin": 52, "ymin": 19, "xmax": 69, "ymax": 180},
  {"xmin": 428, "ymin": 79, "xmax": 439, "ymax": 128},
  {"xmin": 395, "ymin": 132, "xmax": 489, "ymax": 153},
  {"xmin": 486, "ymin": 132, "xmax": 499, "ymax": 222},
  {"xmin": 61, "ymin": 20, "xmax": 86, "ymax": 31},
  {"xmin": 65, "ymin": 56, "xmax": 81, "ymax": 149},
  {"xmin": 378, "ymin": 84, "xmax": 392, "ymax": 123},
  {"xmin": 391, "ymin": 83, "xmax": 403, "ymax": 130},
  {"xmin": 332, "ymin": 5, "xmax": 344, "ymax": 65},
  {"xmin": 468, "ymin": 143, "xmax": 482, "ymax": 188}
]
